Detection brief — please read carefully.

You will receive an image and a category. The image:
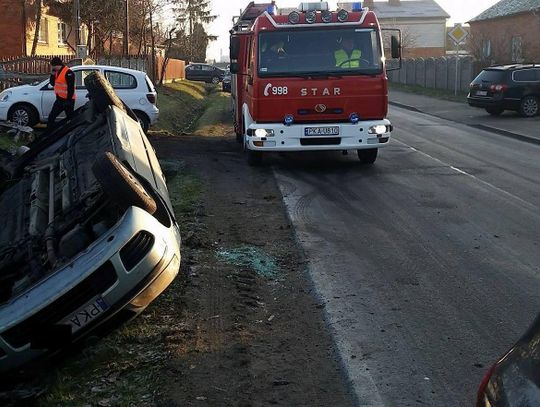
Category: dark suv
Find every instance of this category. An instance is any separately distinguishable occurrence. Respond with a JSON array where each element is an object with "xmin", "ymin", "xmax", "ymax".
[
  {"xmin": 185, "ymin": 63, "xmax": 225, "ymax": 84},
  {"xmin": 467, "ymin": 64, "xmax": 540, "ymax": 117}
]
